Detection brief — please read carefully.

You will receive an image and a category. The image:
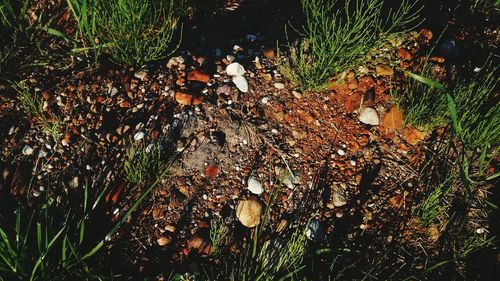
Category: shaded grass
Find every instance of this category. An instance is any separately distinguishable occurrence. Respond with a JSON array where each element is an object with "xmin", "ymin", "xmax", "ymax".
[
  {"xmin": 123, "ymin": 140, "xmax": 162, "ymax": 185},
  {"xmin": 279, "ymin": 0, "xmax": 420, "ymax": 91},
  {"xmin": 14, "ymin": 81, "xmax": 62, "ymax": 141},
  {"xmin": 94, "ymin": 0, "xmax": 185, "ymax": 66}
]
